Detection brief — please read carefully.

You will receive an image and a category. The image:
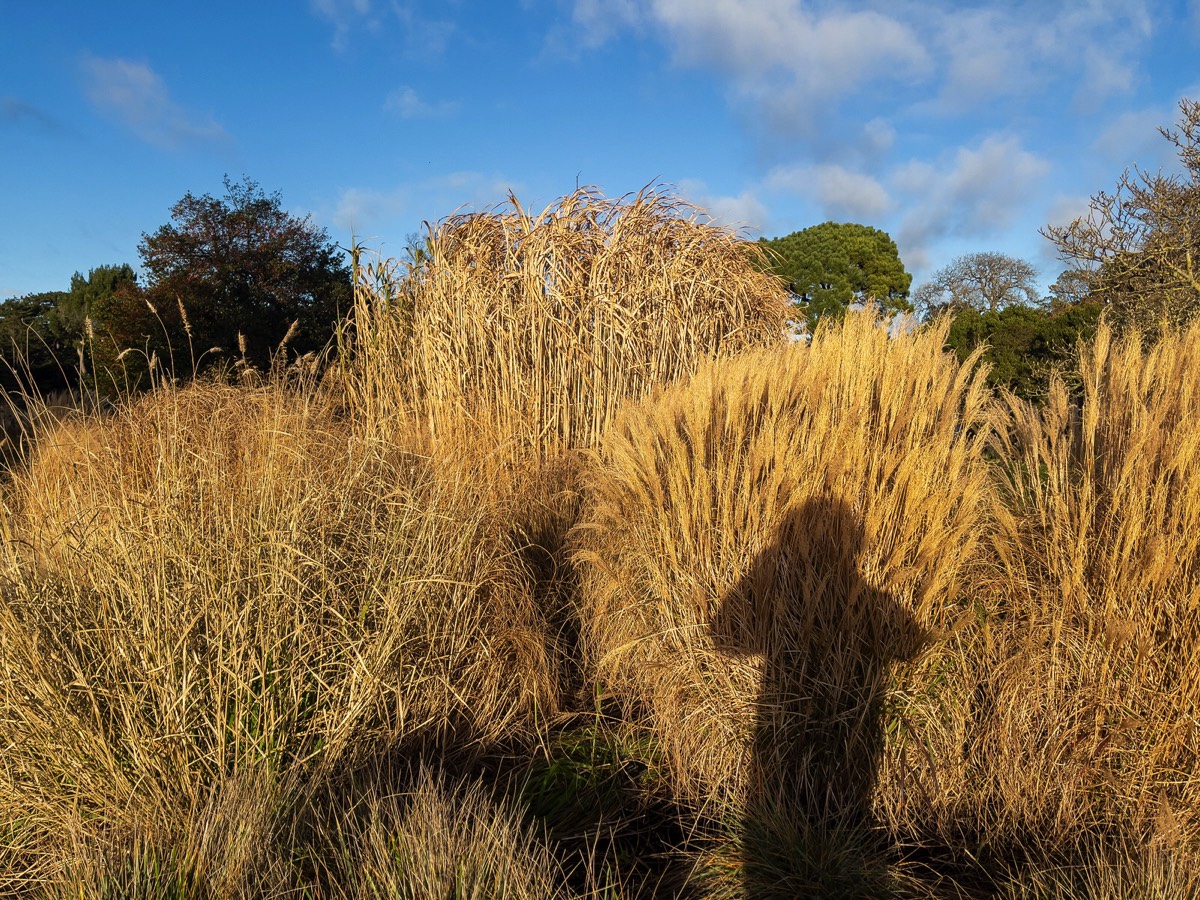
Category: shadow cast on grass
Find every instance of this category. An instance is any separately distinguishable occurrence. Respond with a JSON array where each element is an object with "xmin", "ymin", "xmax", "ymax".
[{"xmin": 714, "ymin": 496, "xmax": 926, "ymax": 898}]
